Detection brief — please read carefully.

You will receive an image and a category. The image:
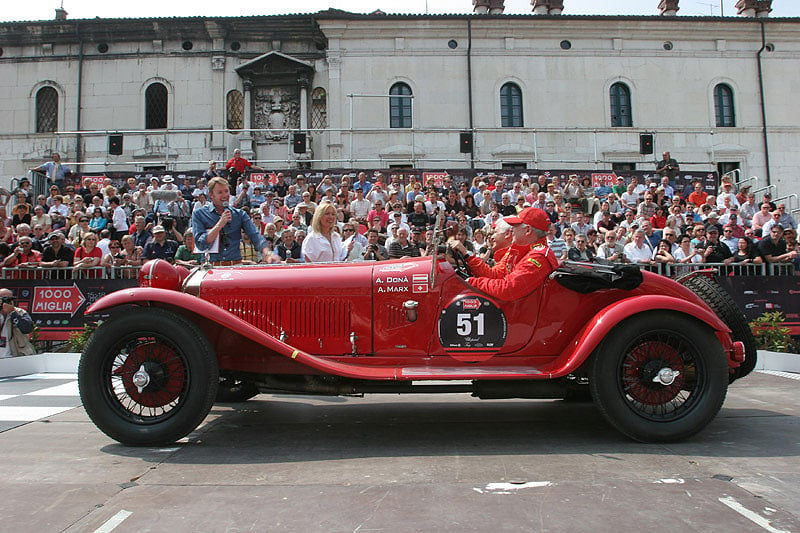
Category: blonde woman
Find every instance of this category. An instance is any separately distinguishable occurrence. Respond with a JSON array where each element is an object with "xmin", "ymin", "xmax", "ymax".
[{"xmin": 301, "ymin": 202, "xmax": 352, "ymax": 262}]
